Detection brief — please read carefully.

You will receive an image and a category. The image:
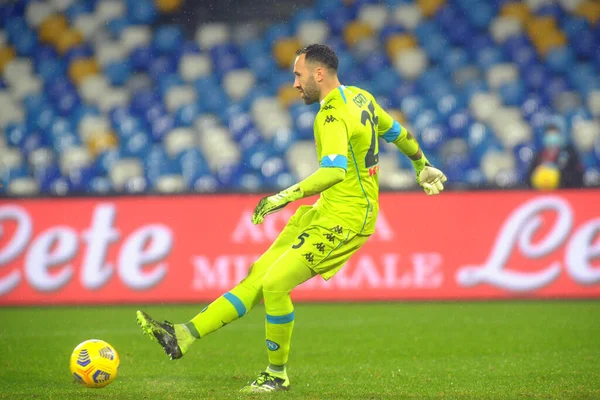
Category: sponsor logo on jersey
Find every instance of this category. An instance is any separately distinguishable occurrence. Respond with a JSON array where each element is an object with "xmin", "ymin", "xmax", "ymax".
[{"xmin": 324, "ymin": 115, "xmax": 337, "ymax": 124}]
